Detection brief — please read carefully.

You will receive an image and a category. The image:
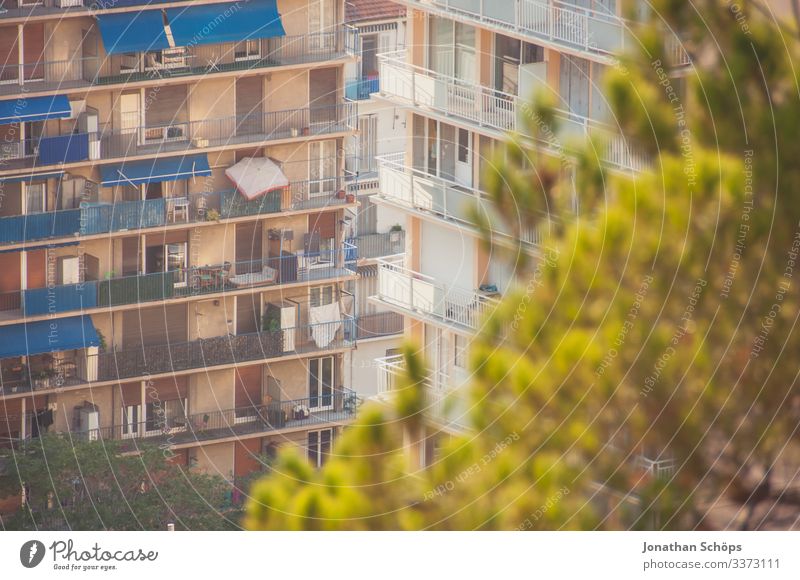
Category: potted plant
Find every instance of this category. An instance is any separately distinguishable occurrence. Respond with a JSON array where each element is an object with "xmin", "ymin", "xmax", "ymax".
[
  {"xmin": 335, "ymin": 189, "xmax": 346, "ymax": 200},
  {"xmin": 389, "ymin": 224, "xmax": 403, "ymax": 243},
  {"xmin": 205, "ymin": 208, "xmax": 220, "ymax": 222},
  {"xmin": 96, "ymin": 329, "xmax": 107, "ymax": 353},
  {"xmin": 345, "ymin": 191, "xmax": 356, "ymax": 203}
]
